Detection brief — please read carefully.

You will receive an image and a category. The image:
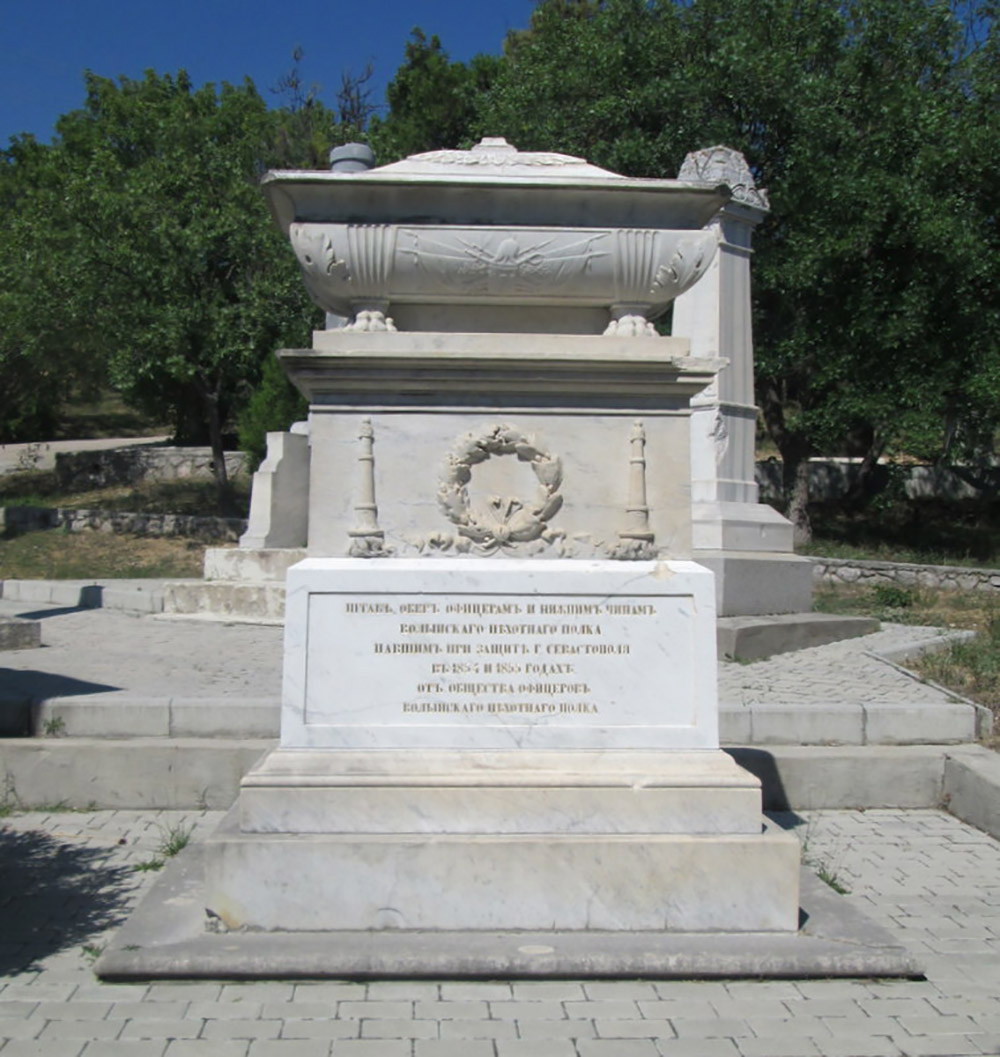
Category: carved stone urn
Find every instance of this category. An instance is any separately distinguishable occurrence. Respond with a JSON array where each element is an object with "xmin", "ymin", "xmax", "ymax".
[{"xmin": 262, "ymin": 137, "xmax": 731, "ymax": 336}]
